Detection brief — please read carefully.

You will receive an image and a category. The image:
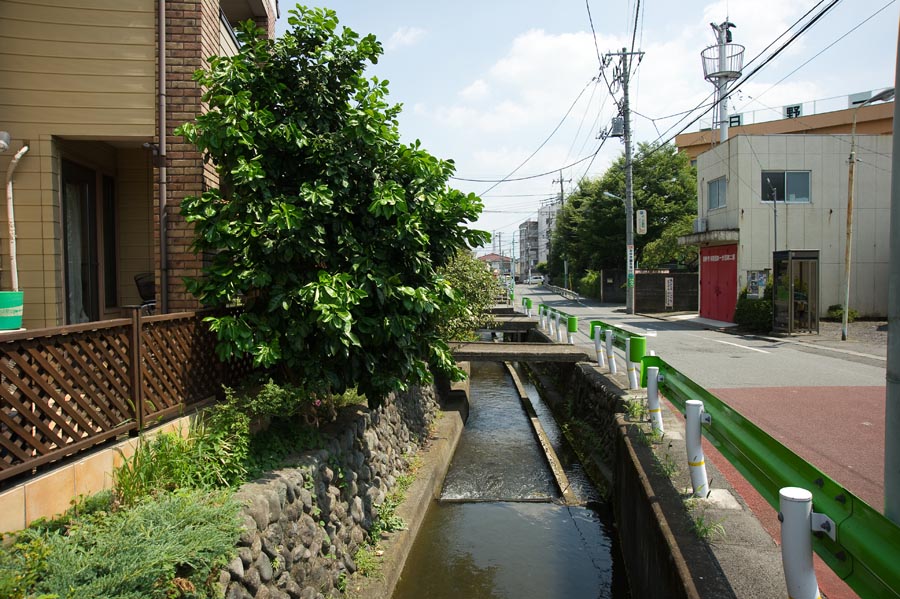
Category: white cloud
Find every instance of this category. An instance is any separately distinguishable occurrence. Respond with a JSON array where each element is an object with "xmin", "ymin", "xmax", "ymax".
[
  {"xmin": 459, "ymin": 79, "xmax": 490, "ymax": 101},
  {"xmin": 427, "ymin": 29, "xmax": 604, "ymax": 136},
  {"xmin": 385, "ymin": 26, "xmax": 426, "ymax": 51}
]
